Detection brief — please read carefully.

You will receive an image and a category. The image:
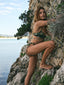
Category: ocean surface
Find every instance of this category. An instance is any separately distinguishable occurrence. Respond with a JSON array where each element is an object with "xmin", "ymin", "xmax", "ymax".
[{"xmin": 0, "ymin": 38, "xmax": 28, "ymax": 85}]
